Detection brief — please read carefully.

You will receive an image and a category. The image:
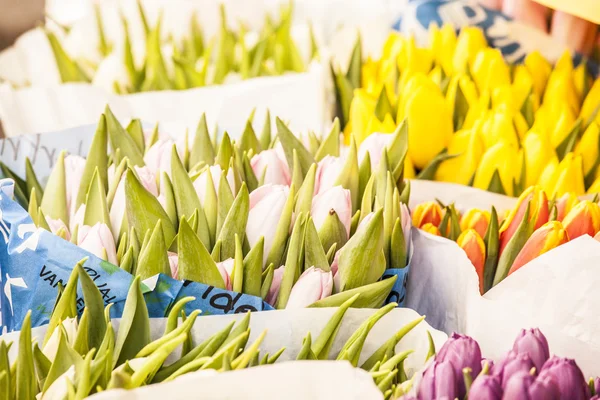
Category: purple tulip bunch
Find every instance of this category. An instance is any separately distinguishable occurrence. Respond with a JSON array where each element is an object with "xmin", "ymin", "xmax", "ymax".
[{"xmin": 409, "ymin": 329, "xmax": 598, "ymax": 400}]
